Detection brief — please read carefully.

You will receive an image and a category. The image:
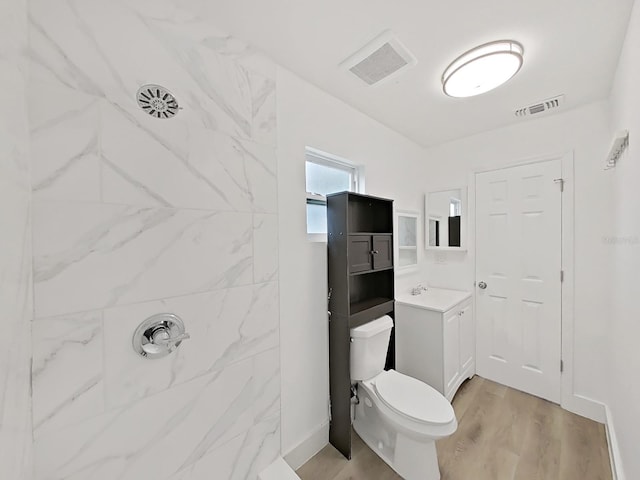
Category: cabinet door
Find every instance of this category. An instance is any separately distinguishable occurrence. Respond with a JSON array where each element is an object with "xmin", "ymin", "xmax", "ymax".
[
  {"xmin": 459, "ymin": 302, "xmax": 474, "ymax": 373},
  {"xmin": 443, "ymin": 308, "xmax": 460, "ymax": 396},
  {"xmin": 372, "ymin": 235, "xmax": 393, "ymax": 270},
  {"xmin": 349, "ymin": 235, "xmax": 373, "ymax": 273}
]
